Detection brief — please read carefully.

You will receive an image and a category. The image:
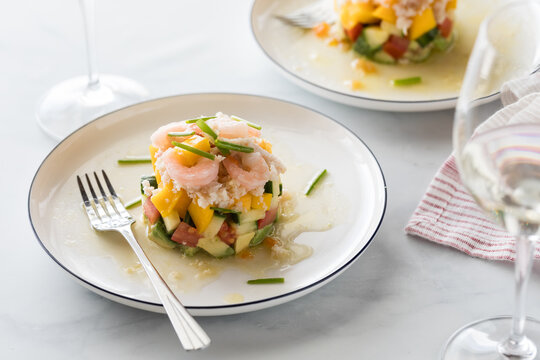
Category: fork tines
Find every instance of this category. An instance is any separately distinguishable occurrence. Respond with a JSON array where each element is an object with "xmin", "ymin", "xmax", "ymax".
[
  {"xmin": 77, "ymin": 170, "xmax": 133, "ymax": 228},
  {"xmin": 274, "ymin": 2, "xmax": 336, "ymax": 29}
]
